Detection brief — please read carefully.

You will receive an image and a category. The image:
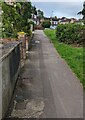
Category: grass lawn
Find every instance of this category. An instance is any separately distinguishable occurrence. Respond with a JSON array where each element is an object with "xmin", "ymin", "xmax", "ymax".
[{"xmin": 44, "ymin": 29, "xmax": 84, "ymax": 88}]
